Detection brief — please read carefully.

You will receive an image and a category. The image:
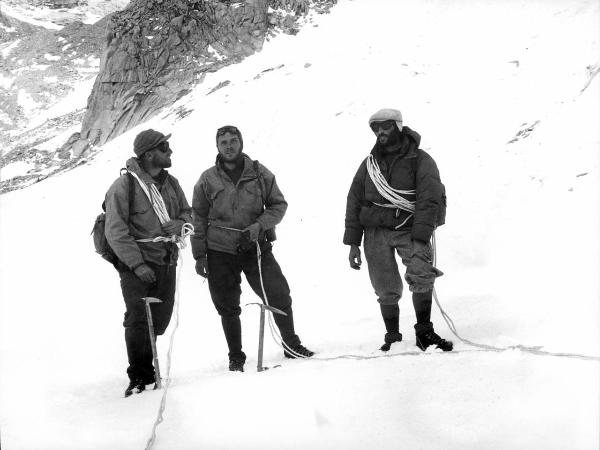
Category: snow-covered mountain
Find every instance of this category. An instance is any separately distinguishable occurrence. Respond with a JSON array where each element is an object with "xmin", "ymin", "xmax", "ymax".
[{"xmin": 0, "ymin": 0, "xmax": 598, "ymax": 449}]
